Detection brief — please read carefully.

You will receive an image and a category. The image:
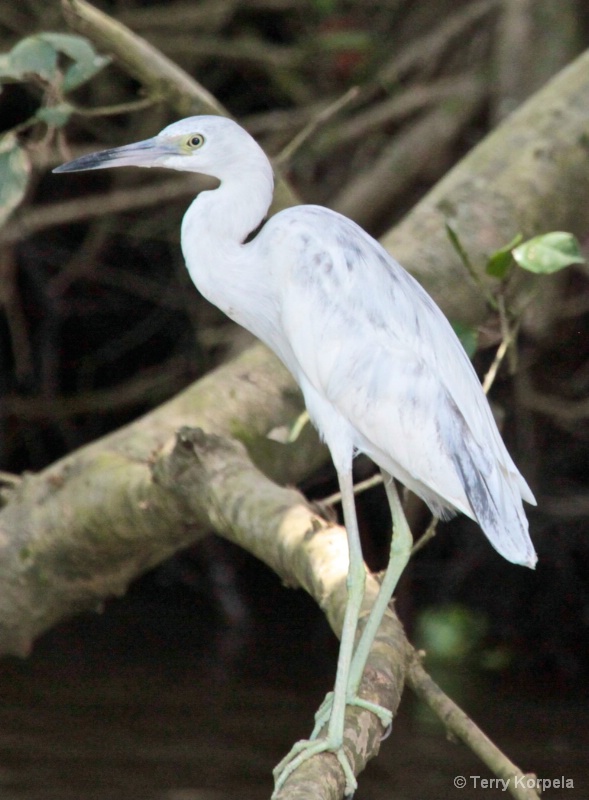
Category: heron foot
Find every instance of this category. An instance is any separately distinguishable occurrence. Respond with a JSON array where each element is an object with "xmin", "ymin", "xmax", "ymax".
[
  {"xmin": 311, "ymin": 691, "xmax": 393, "ymax": 740},
  {"xmin": 272, "ymin": 734, "xmax": 357, "ymax": 798},
  {"xmin": 272, "ymin": 692, "xmax": 392, "ymax": 797}
]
